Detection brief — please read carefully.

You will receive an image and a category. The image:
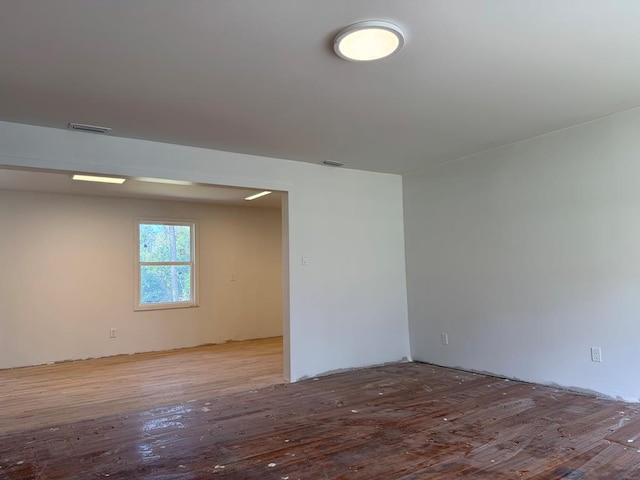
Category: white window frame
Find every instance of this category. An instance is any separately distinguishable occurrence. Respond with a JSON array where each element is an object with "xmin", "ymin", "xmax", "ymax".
[{"xmin": 135, "ymin": 218, "xmax": 198, "ymax": 311}]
